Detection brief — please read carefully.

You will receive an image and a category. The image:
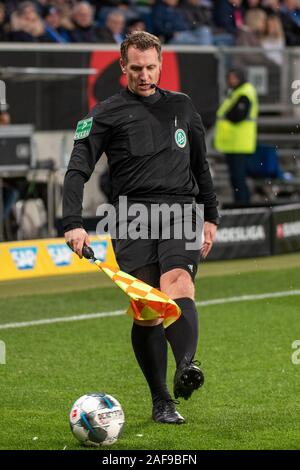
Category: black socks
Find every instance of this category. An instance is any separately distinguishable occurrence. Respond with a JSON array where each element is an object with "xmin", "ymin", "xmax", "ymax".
[
  {"xmin": 131, "ymin": 322, "xmax": 171, "ymax": 403},
  {"xmin": 165, "ymin": 297, "xmax": 199, "ymax": 367},
  {"xmin": 131, "ymin": 298, "xmax": 199, "ymax": 403}
]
